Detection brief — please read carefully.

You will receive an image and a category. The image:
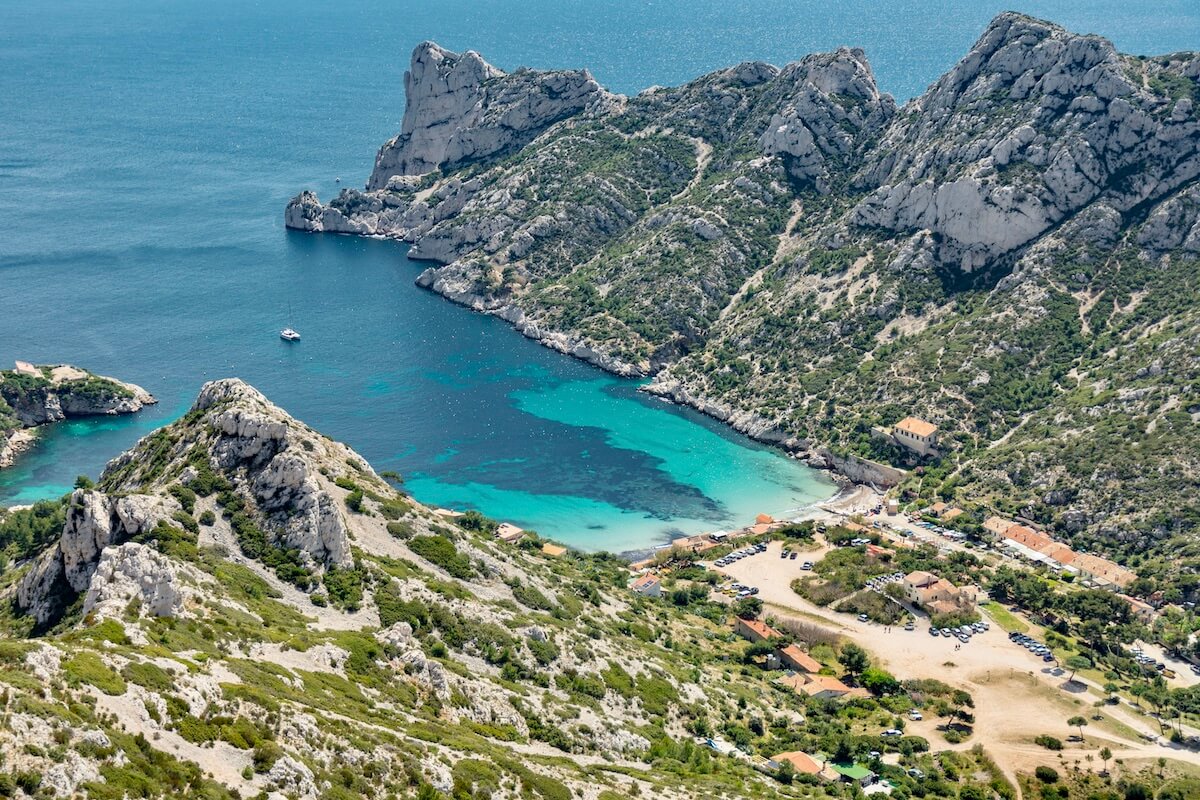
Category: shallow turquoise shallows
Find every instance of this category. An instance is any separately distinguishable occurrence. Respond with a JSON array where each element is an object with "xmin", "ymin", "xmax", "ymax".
[{"xmin": 2, "ymin": 0, "xmax": 1196, "ymax": 550}]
